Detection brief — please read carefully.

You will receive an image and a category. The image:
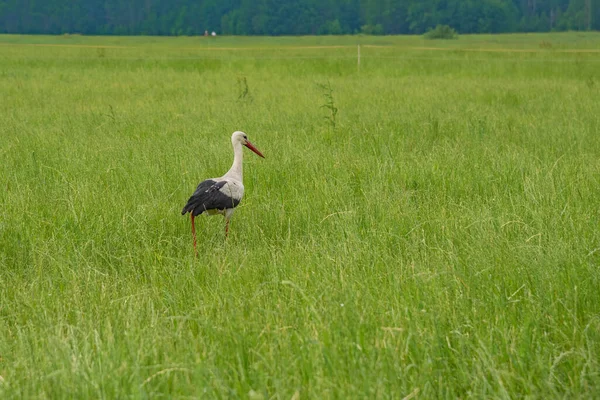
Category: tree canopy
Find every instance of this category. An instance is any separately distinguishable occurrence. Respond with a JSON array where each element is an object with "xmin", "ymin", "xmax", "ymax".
[{"xmin": 0, "ymin": 0, "xmax": 597, "ymax": 35}]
